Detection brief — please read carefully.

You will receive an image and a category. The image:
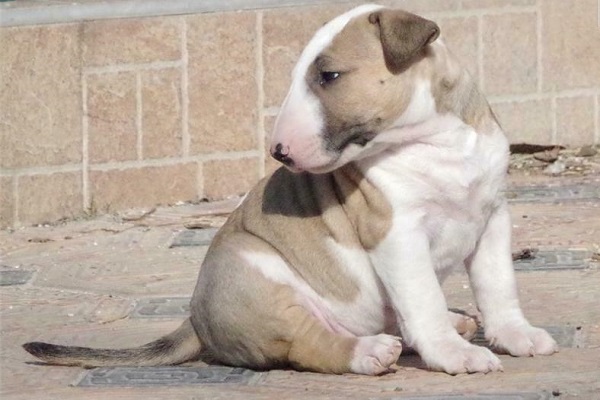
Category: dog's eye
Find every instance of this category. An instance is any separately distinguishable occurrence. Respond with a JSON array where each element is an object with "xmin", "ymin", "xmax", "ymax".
[{"xmin": 319, "ymin": 71, "xmax": 340, "ymax": 86}]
